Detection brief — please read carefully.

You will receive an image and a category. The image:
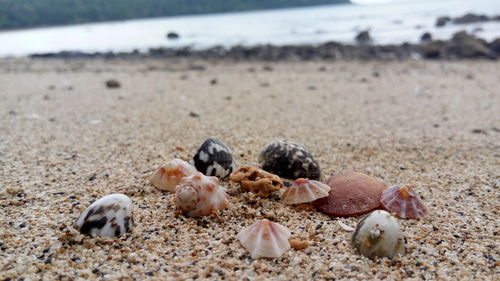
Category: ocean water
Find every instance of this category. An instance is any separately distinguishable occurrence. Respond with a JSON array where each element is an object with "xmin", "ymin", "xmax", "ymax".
[{"xmin": 0, "ymin": 0, "xmax": 499, "ymax": 57}]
